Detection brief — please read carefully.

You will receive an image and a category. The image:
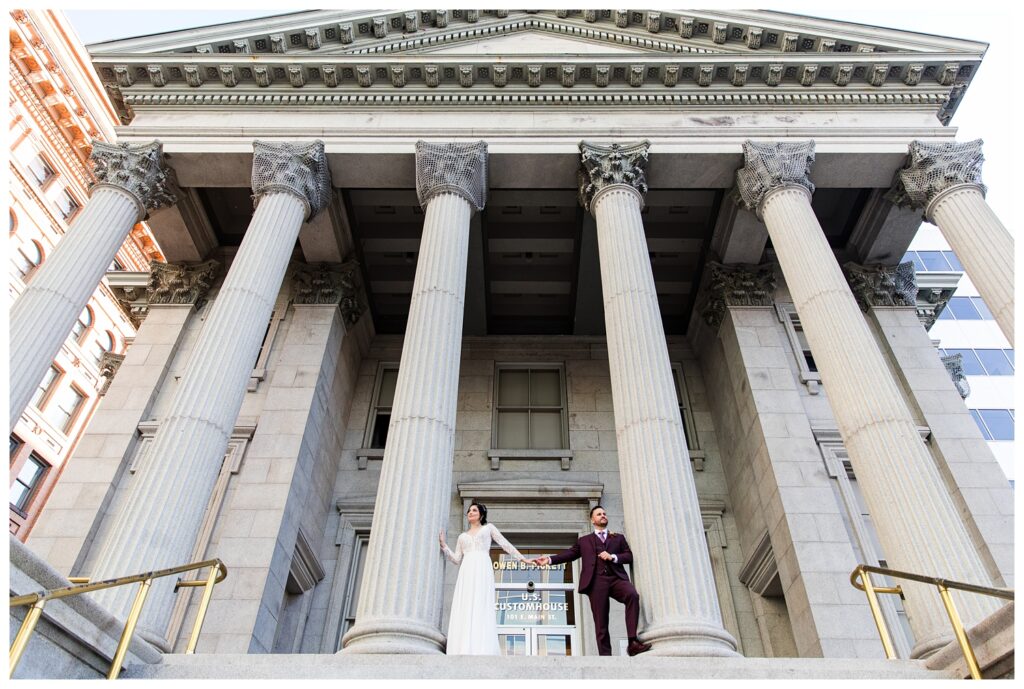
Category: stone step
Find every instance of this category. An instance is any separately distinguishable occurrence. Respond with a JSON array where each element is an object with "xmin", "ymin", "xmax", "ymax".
[{"xmin": 122, "ymin": 653, "xmax": 948, "ymax": 680}]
